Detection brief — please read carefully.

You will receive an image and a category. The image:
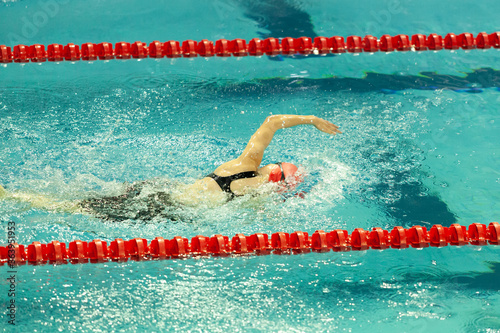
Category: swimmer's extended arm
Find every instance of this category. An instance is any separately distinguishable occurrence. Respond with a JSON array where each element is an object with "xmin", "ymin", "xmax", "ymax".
[
  {"xmin": 0, "ymin": 185, "xmax": 81, "ymax": 214},
  {"xmin": 237, "ymin": 115, "xmax": 341, "ymax": 168}
]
